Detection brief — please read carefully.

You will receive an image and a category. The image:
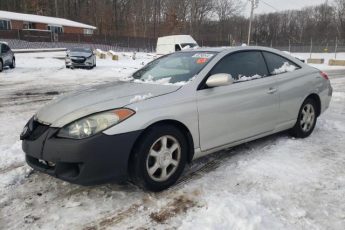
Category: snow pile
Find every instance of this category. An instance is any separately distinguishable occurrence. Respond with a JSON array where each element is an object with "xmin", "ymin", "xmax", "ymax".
[
  {"xmin": 108, "ymin": 50, "xmax": 118, "ymax": 58},
  {"xmin": 95, "ymin": 49, "xmax": 106, "ymax": 56},
  {"xmin": 133, "ymin": 75, "xmax": 189, "ymax": 86},
  {"xmin": 129, "ymin": 93, "xmax": 153, "ymax": 103},
  {"xmin": 236, "ymin": 74, "xmax": 263, "ymax": 82},
  {"xmin": 272, "ymin": 62, "xmax": 297, "ymax": 74}
]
